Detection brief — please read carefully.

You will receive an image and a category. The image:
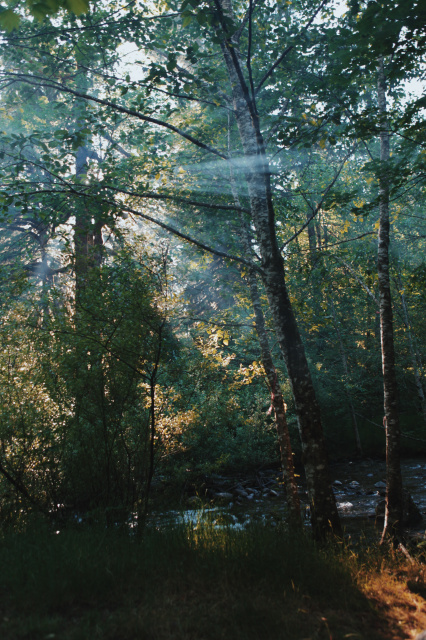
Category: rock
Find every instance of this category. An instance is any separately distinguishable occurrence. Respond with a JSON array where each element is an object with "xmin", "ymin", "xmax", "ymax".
[
  {"xmin": 337, "ymin": 501, "xmax": 354, "ymax": 511},
  {"xmin": 246, "ymin": 494, "xmax": 254, "ymax": 501},
  {"xmin": 269, "ymin": 489, "xmax": 279, "ymax": 497},
  {"xmin": 375, "ymin": 490, "xmax": 423, "ymax": 527},
  {"xmin": 375, "ymin": 481, "xmax": 387, "ymax": 489},
  {"xmin": 349, "ymin": 480, "xmax": 360, "ymax": 487},
  {"xmin": 215, "ymin": 492, "xmax": 233, "ymax": 501},
  {"xmin": 333, "ymin": 480, "xmax": 343, "ymax": 486},
  {"xmin": 235, "ymin": 488, "xmax": 249, "ymax": 498}
]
